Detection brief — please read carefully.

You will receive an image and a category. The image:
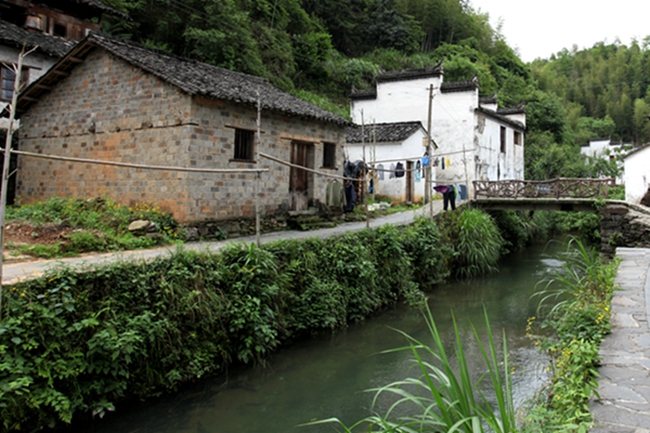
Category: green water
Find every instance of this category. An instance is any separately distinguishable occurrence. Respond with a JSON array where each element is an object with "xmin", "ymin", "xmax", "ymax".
[{"xmin": 74, "ymin": 241, "xmax": 565, "ymax": 433}]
